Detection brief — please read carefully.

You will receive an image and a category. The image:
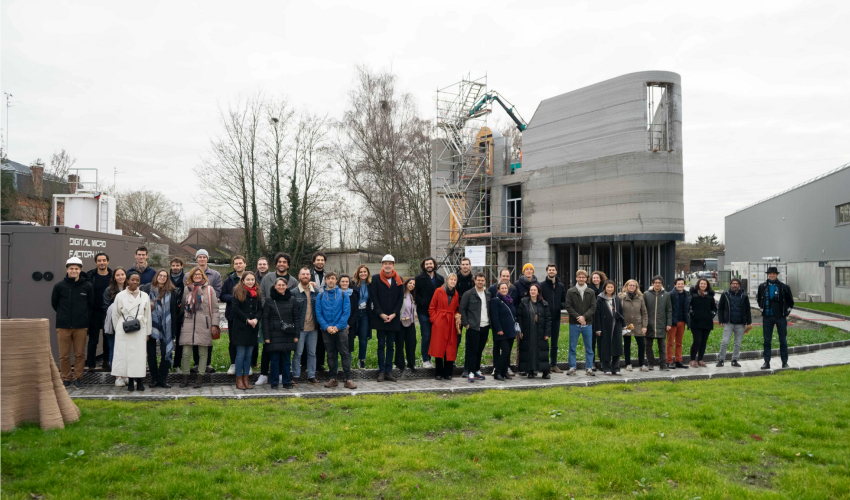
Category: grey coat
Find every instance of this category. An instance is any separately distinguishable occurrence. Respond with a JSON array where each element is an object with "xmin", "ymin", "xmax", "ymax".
[
  {"xmin": 644, "ymin": 288, "xmax": 673, "ymax": 339},
  {"xmin": 619, "ymin": 292, "xmax": 648, "ymax": 336},
  {"xmin": 459, "ymin": 288, "xmax": 492, "ymax": 330}
]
